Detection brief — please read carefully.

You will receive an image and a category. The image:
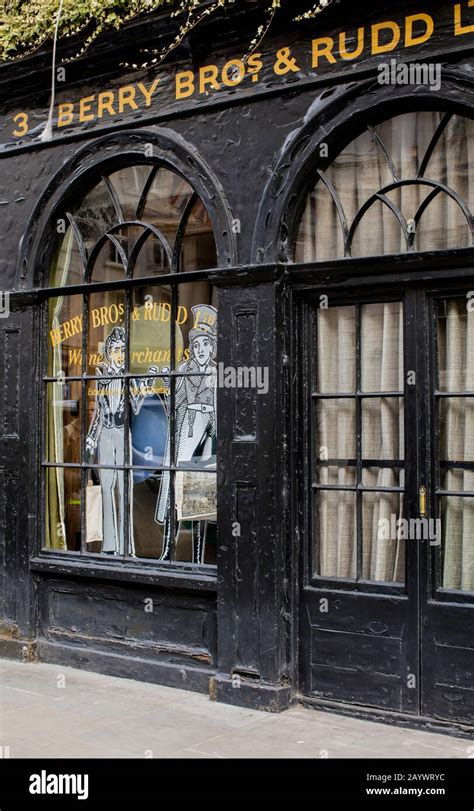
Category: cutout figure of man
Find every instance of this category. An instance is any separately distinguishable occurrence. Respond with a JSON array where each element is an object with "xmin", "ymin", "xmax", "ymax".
[
  {"xmin": 86, "ymin": 326, "xmax": 157, "ymax": 555},
  {"xmin": 155, "ymin": 305, "xmax": 217, "ymax": 562}
]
